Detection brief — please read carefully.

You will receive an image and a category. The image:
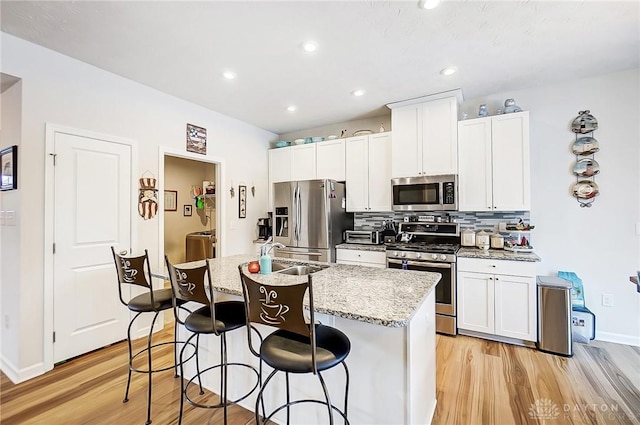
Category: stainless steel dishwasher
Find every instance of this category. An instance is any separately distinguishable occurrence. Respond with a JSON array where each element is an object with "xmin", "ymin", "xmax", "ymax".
[{"xmin": 185, "ymin": 231, "xmax": 216, "ymax": 261}]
